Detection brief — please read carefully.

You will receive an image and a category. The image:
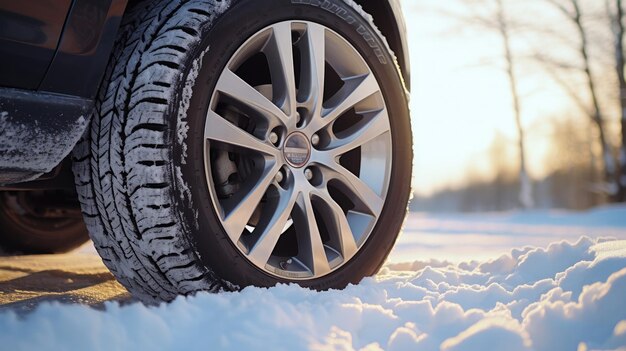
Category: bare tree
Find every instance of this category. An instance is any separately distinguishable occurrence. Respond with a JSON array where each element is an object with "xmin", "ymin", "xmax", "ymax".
[
  {"xmin": 455, "ymin": 0, "xmax": 534, "ymax": 208},
  {"xmin": 543, "ymin": 0, "xmax": 617, "ymax": 196},
  {"xmin": 607, "ymin": 0, "xmax": 626, "ymax": 200},
  {"xmin": 496, "ymin": 0, "xmax": 534, "ymax": 208}
]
